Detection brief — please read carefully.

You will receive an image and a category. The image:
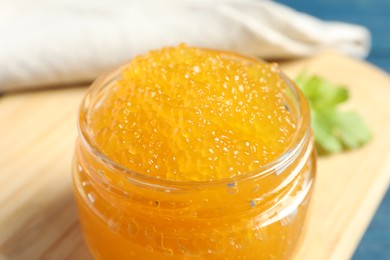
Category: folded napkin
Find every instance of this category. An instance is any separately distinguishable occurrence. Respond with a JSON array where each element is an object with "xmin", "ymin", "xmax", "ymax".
[{"xmin": 0, "ymin": 0, "xmax": 370, "ymax": 92}]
